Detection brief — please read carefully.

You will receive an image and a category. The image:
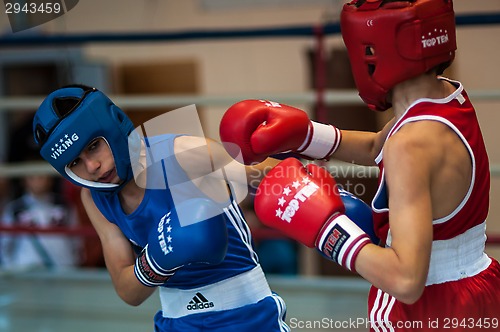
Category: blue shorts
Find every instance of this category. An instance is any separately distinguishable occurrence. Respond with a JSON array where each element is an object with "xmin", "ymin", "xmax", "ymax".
[{"xmin": 153, "ymin": 293, "xmax": 289, "ymax": 332}]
